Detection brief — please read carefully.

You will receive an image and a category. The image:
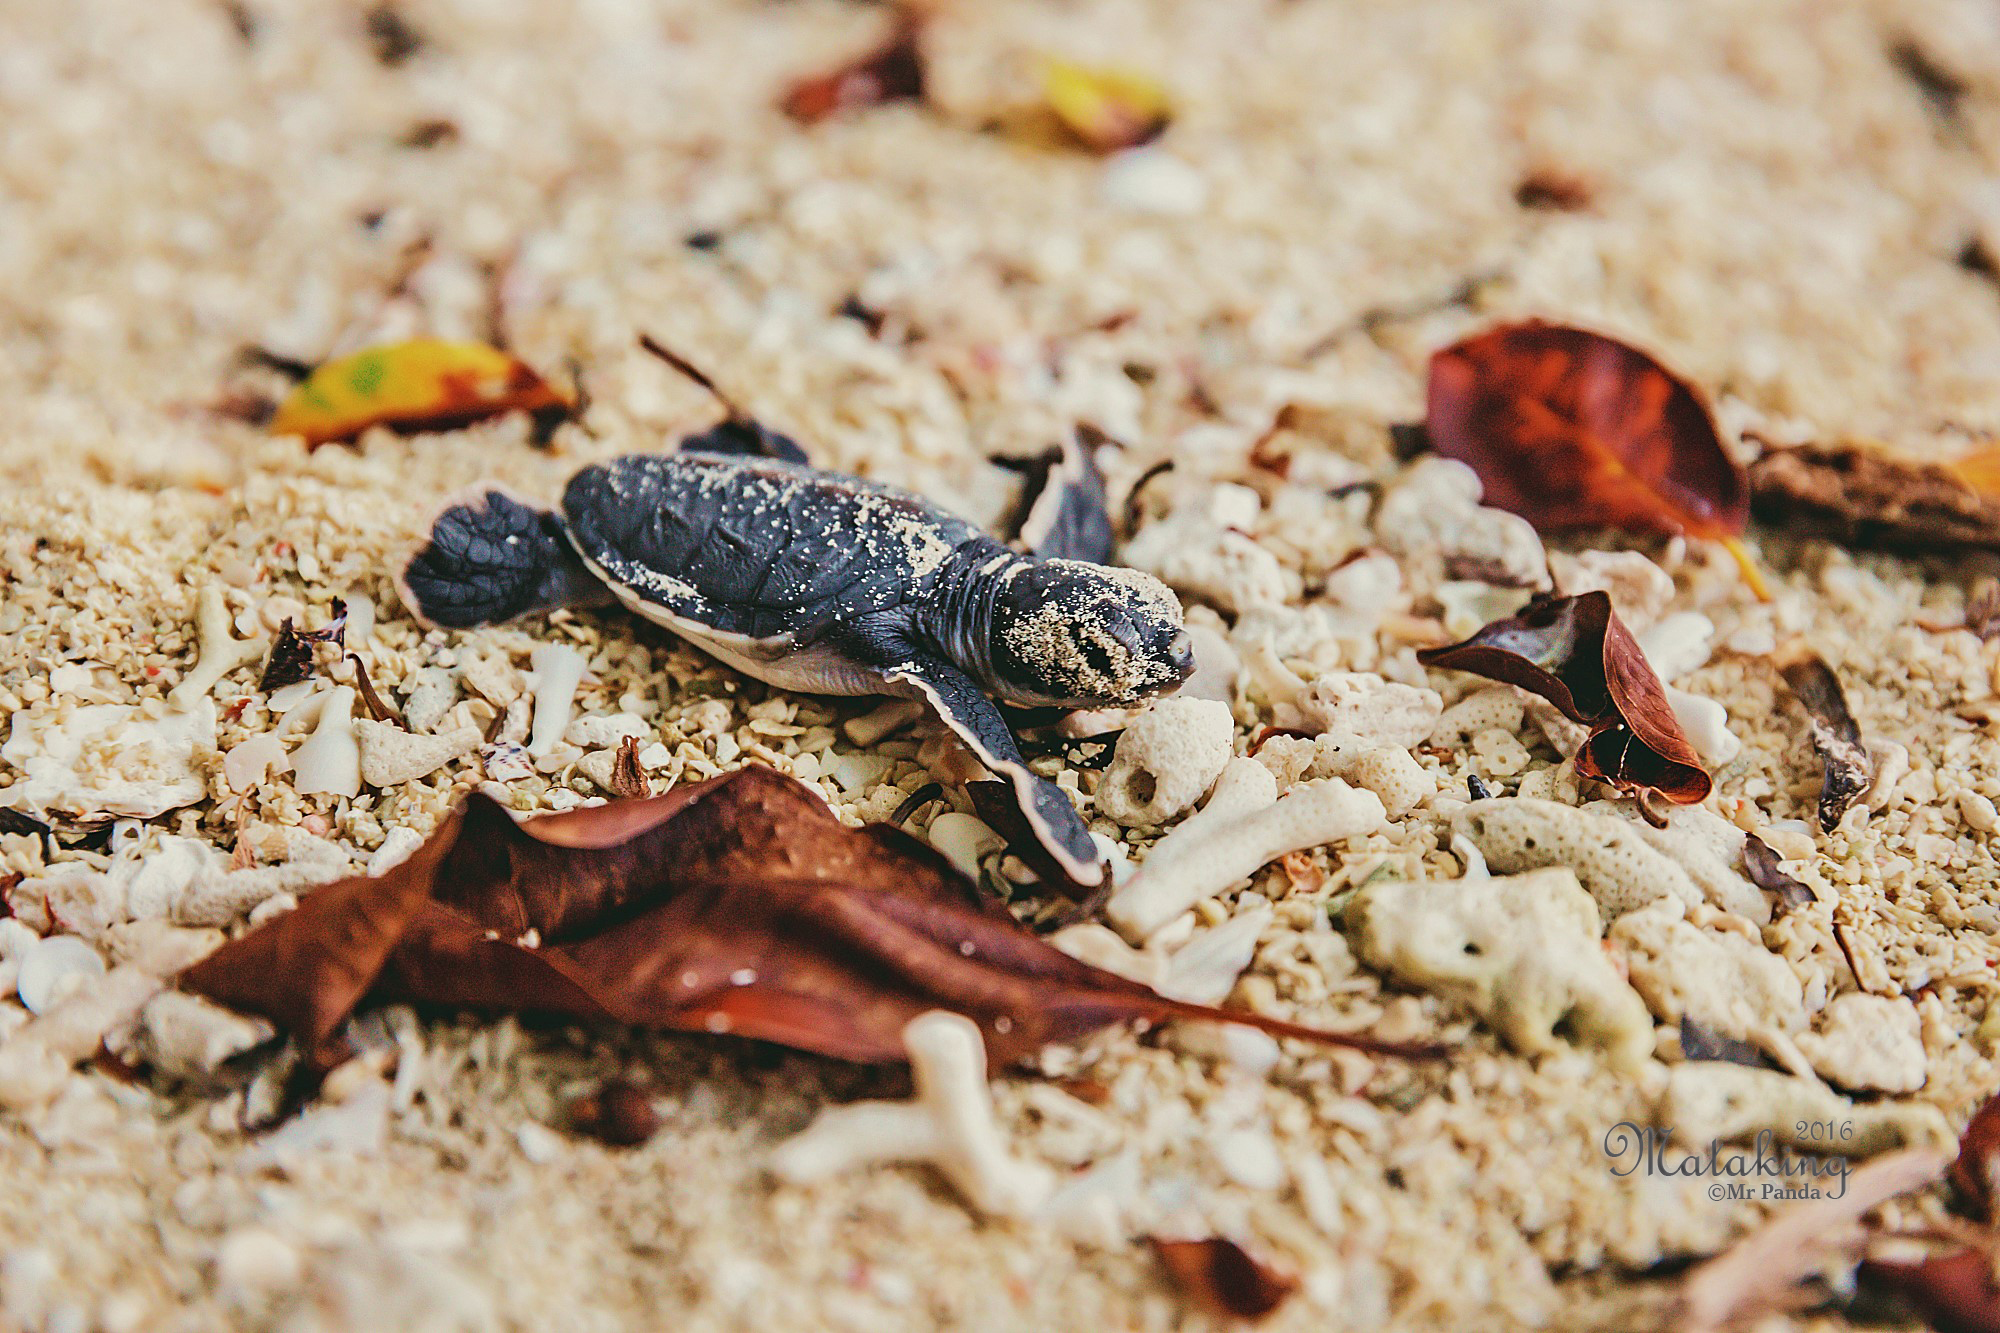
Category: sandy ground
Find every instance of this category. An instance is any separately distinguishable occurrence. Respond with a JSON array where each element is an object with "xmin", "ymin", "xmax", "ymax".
[{"xmin": 4, "ymin": 1, "xmax": 2000, "ymax": 1329}]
